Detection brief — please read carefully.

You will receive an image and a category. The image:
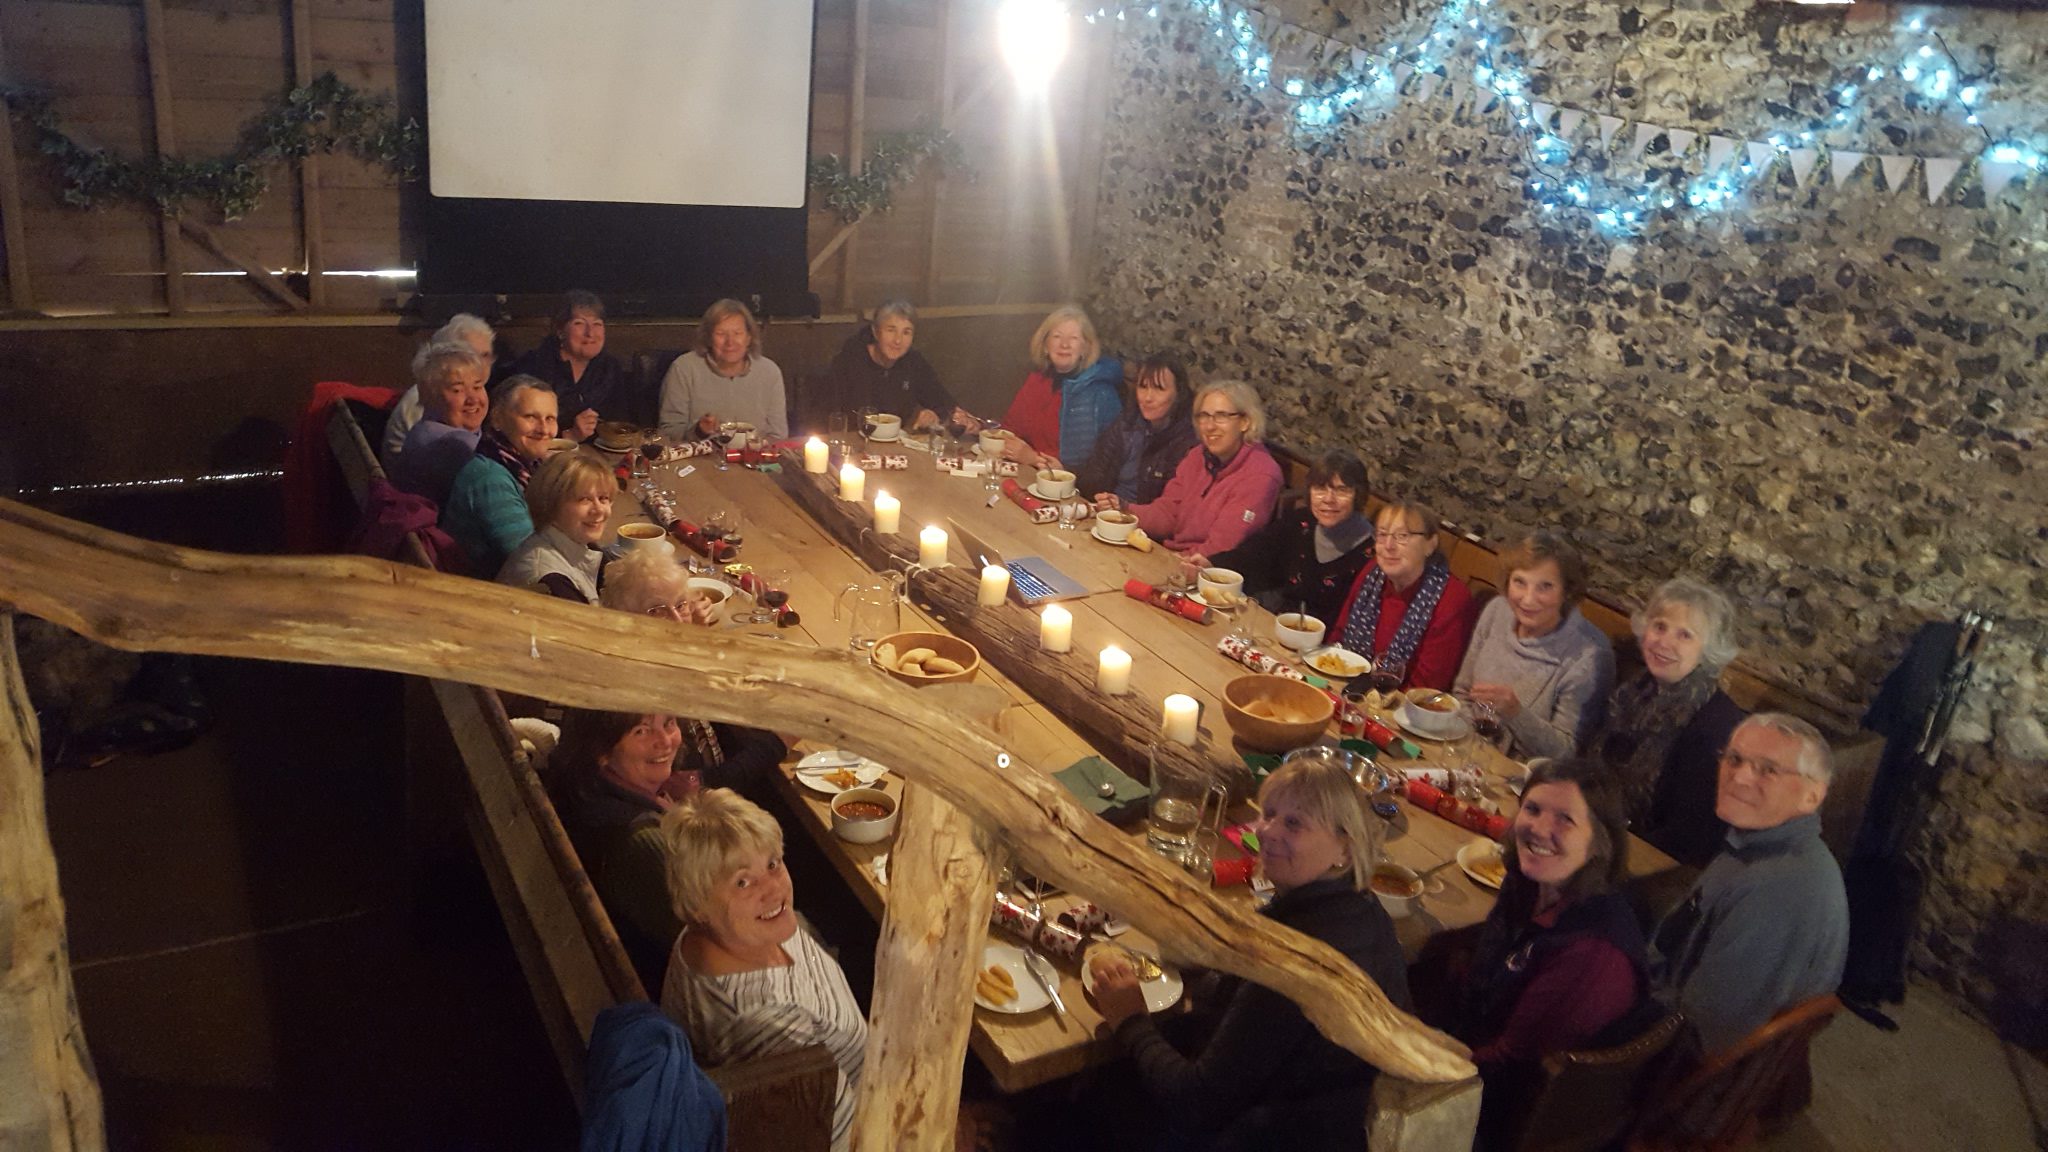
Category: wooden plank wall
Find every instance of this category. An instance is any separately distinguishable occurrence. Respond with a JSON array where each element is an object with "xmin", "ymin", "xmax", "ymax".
[{"xmin": 0, "ymin": 0, "xmax": 1101, "ymax": 317}]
